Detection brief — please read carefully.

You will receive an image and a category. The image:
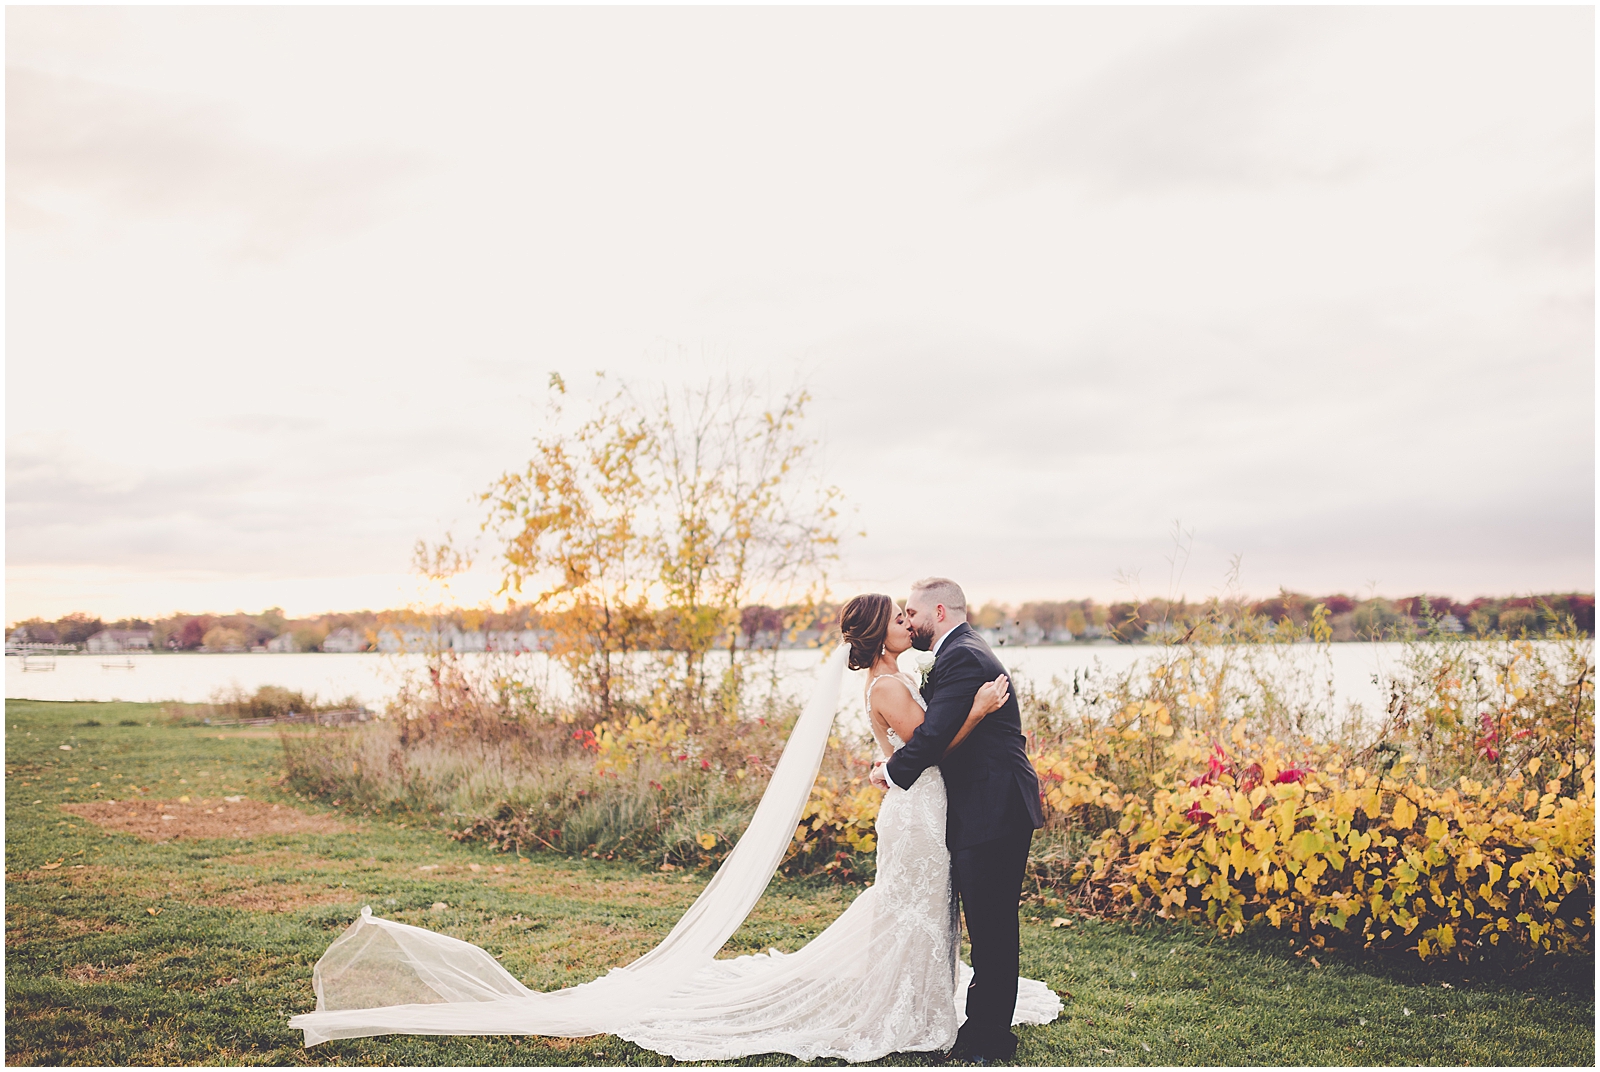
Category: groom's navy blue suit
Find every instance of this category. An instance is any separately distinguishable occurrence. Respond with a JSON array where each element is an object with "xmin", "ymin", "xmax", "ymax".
[{"xmin": 885, "ymin": 622, "xmax": 1043, "ymax": 1058}]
